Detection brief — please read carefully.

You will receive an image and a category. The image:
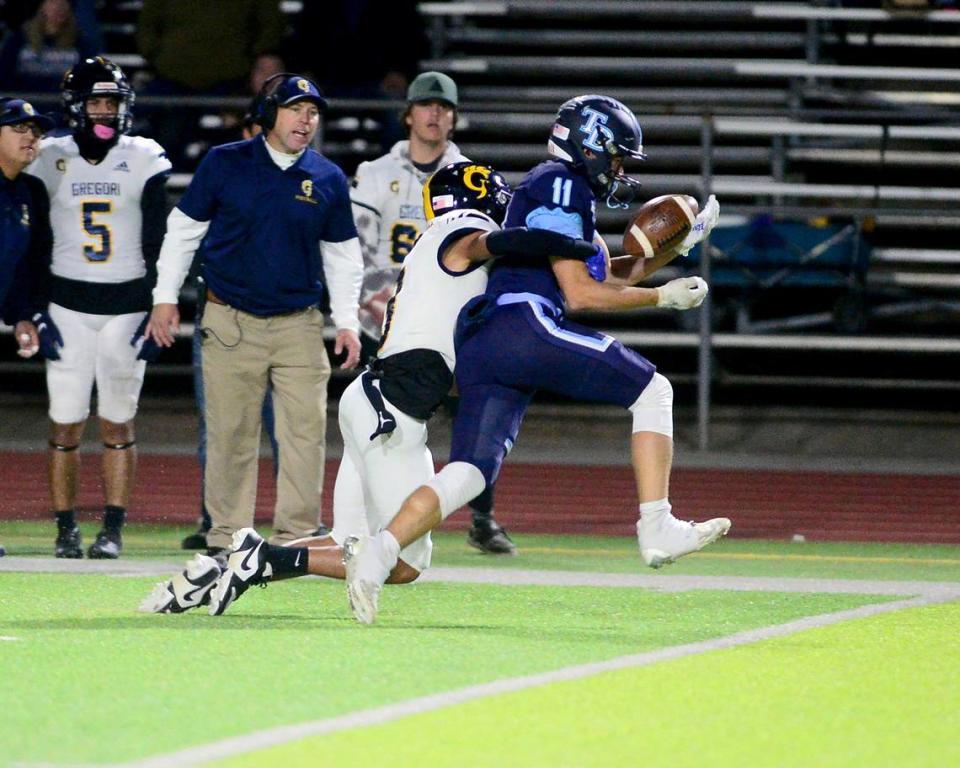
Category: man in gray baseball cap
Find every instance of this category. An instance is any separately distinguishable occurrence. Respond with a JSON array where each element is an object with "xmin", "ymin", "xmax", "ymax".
[{"xmin": 406, "ymin": 71, "xmax": 458, "ymax": 108}]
